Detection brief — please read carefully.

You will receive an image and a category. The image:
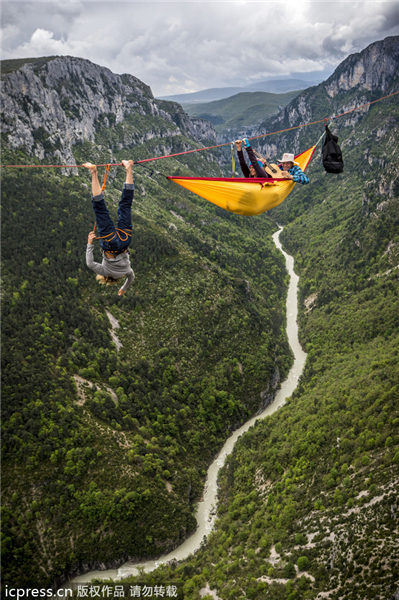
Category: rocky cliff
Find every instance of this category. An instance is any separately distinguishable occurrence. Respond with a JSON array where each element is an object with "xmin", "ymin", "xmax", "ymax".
[
  {"xmin": 325, "ymin": 36, "xmax": 399, "ymax": 97},
  {"xmin": 0, "ymin": 56, "xmax": 217, "ymax": 165},
  {"xmin": 249, "ymin": 35, "xmax": 399, "ymax": 160}
]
